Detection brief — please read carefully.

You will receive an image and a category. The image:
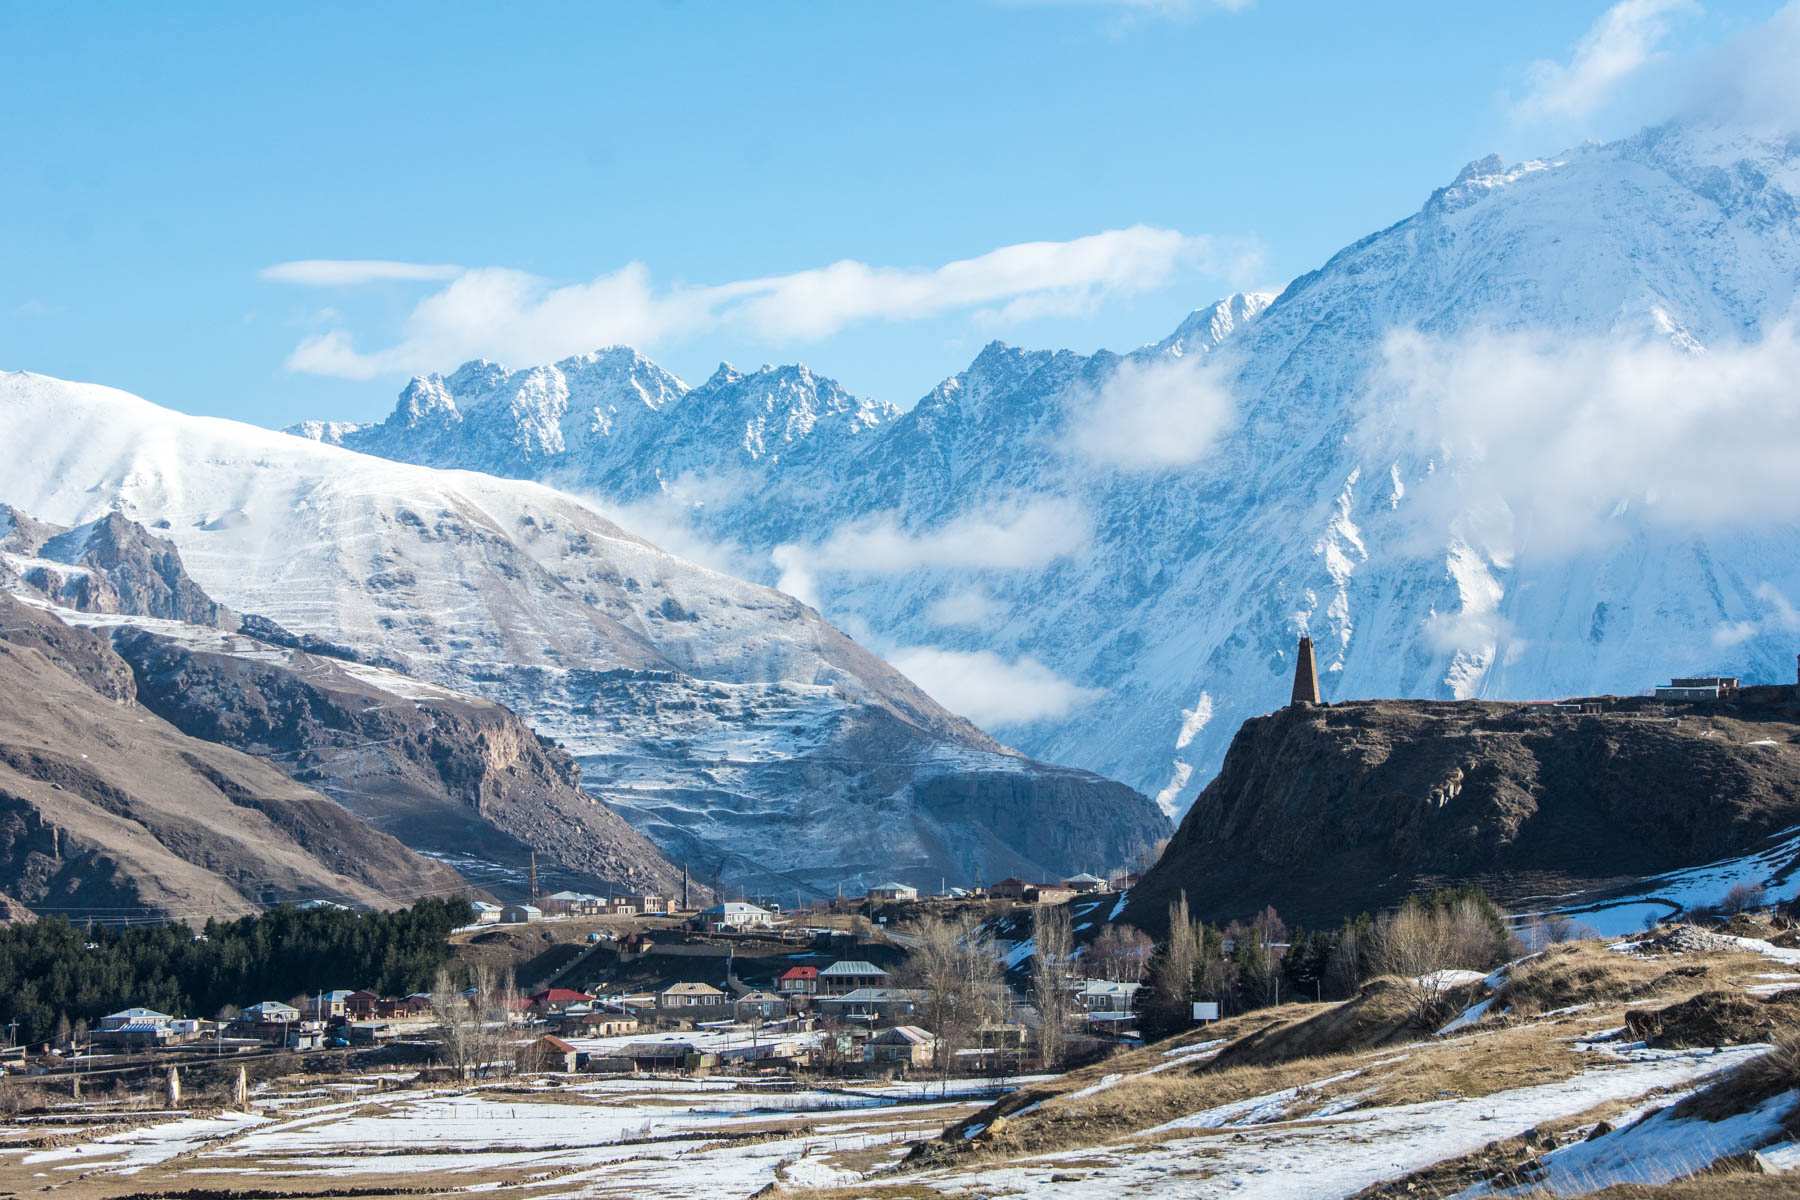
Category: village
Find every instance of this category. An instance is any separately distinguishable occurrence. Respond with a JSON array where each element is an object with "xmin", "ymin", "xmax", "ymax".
[{"xmin": 1, "ymin": 870, "xmax": 1150, "ymax": 1100}]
